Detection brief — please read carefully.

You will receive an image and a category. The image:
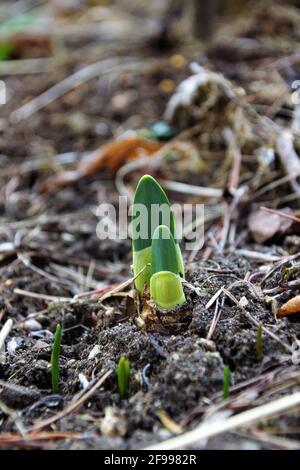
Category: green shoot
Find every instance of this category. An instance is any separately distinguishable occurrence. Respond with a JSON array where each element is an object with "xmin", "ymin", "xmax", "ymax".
[
  {"xmin": 222, "ymin": 365, "xmax": 231, "ymax": 400},
  {"xmin": 51, "ymin": 324, "xmax": 62, "ymax": 394},
  {"xmin": 256, "ymin": 323, "xmax": 264, "ymax": 363},
  {"xmin": 116, "ymin": 356, "xmax": 130, "ymax": 399},
  {"xmin": 150, "ymin": 225, "xmax": 185, "ymax": 309},
  {"xmin": 131, "ymin": 175, "xmax": 184, "ymax": 295}
]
